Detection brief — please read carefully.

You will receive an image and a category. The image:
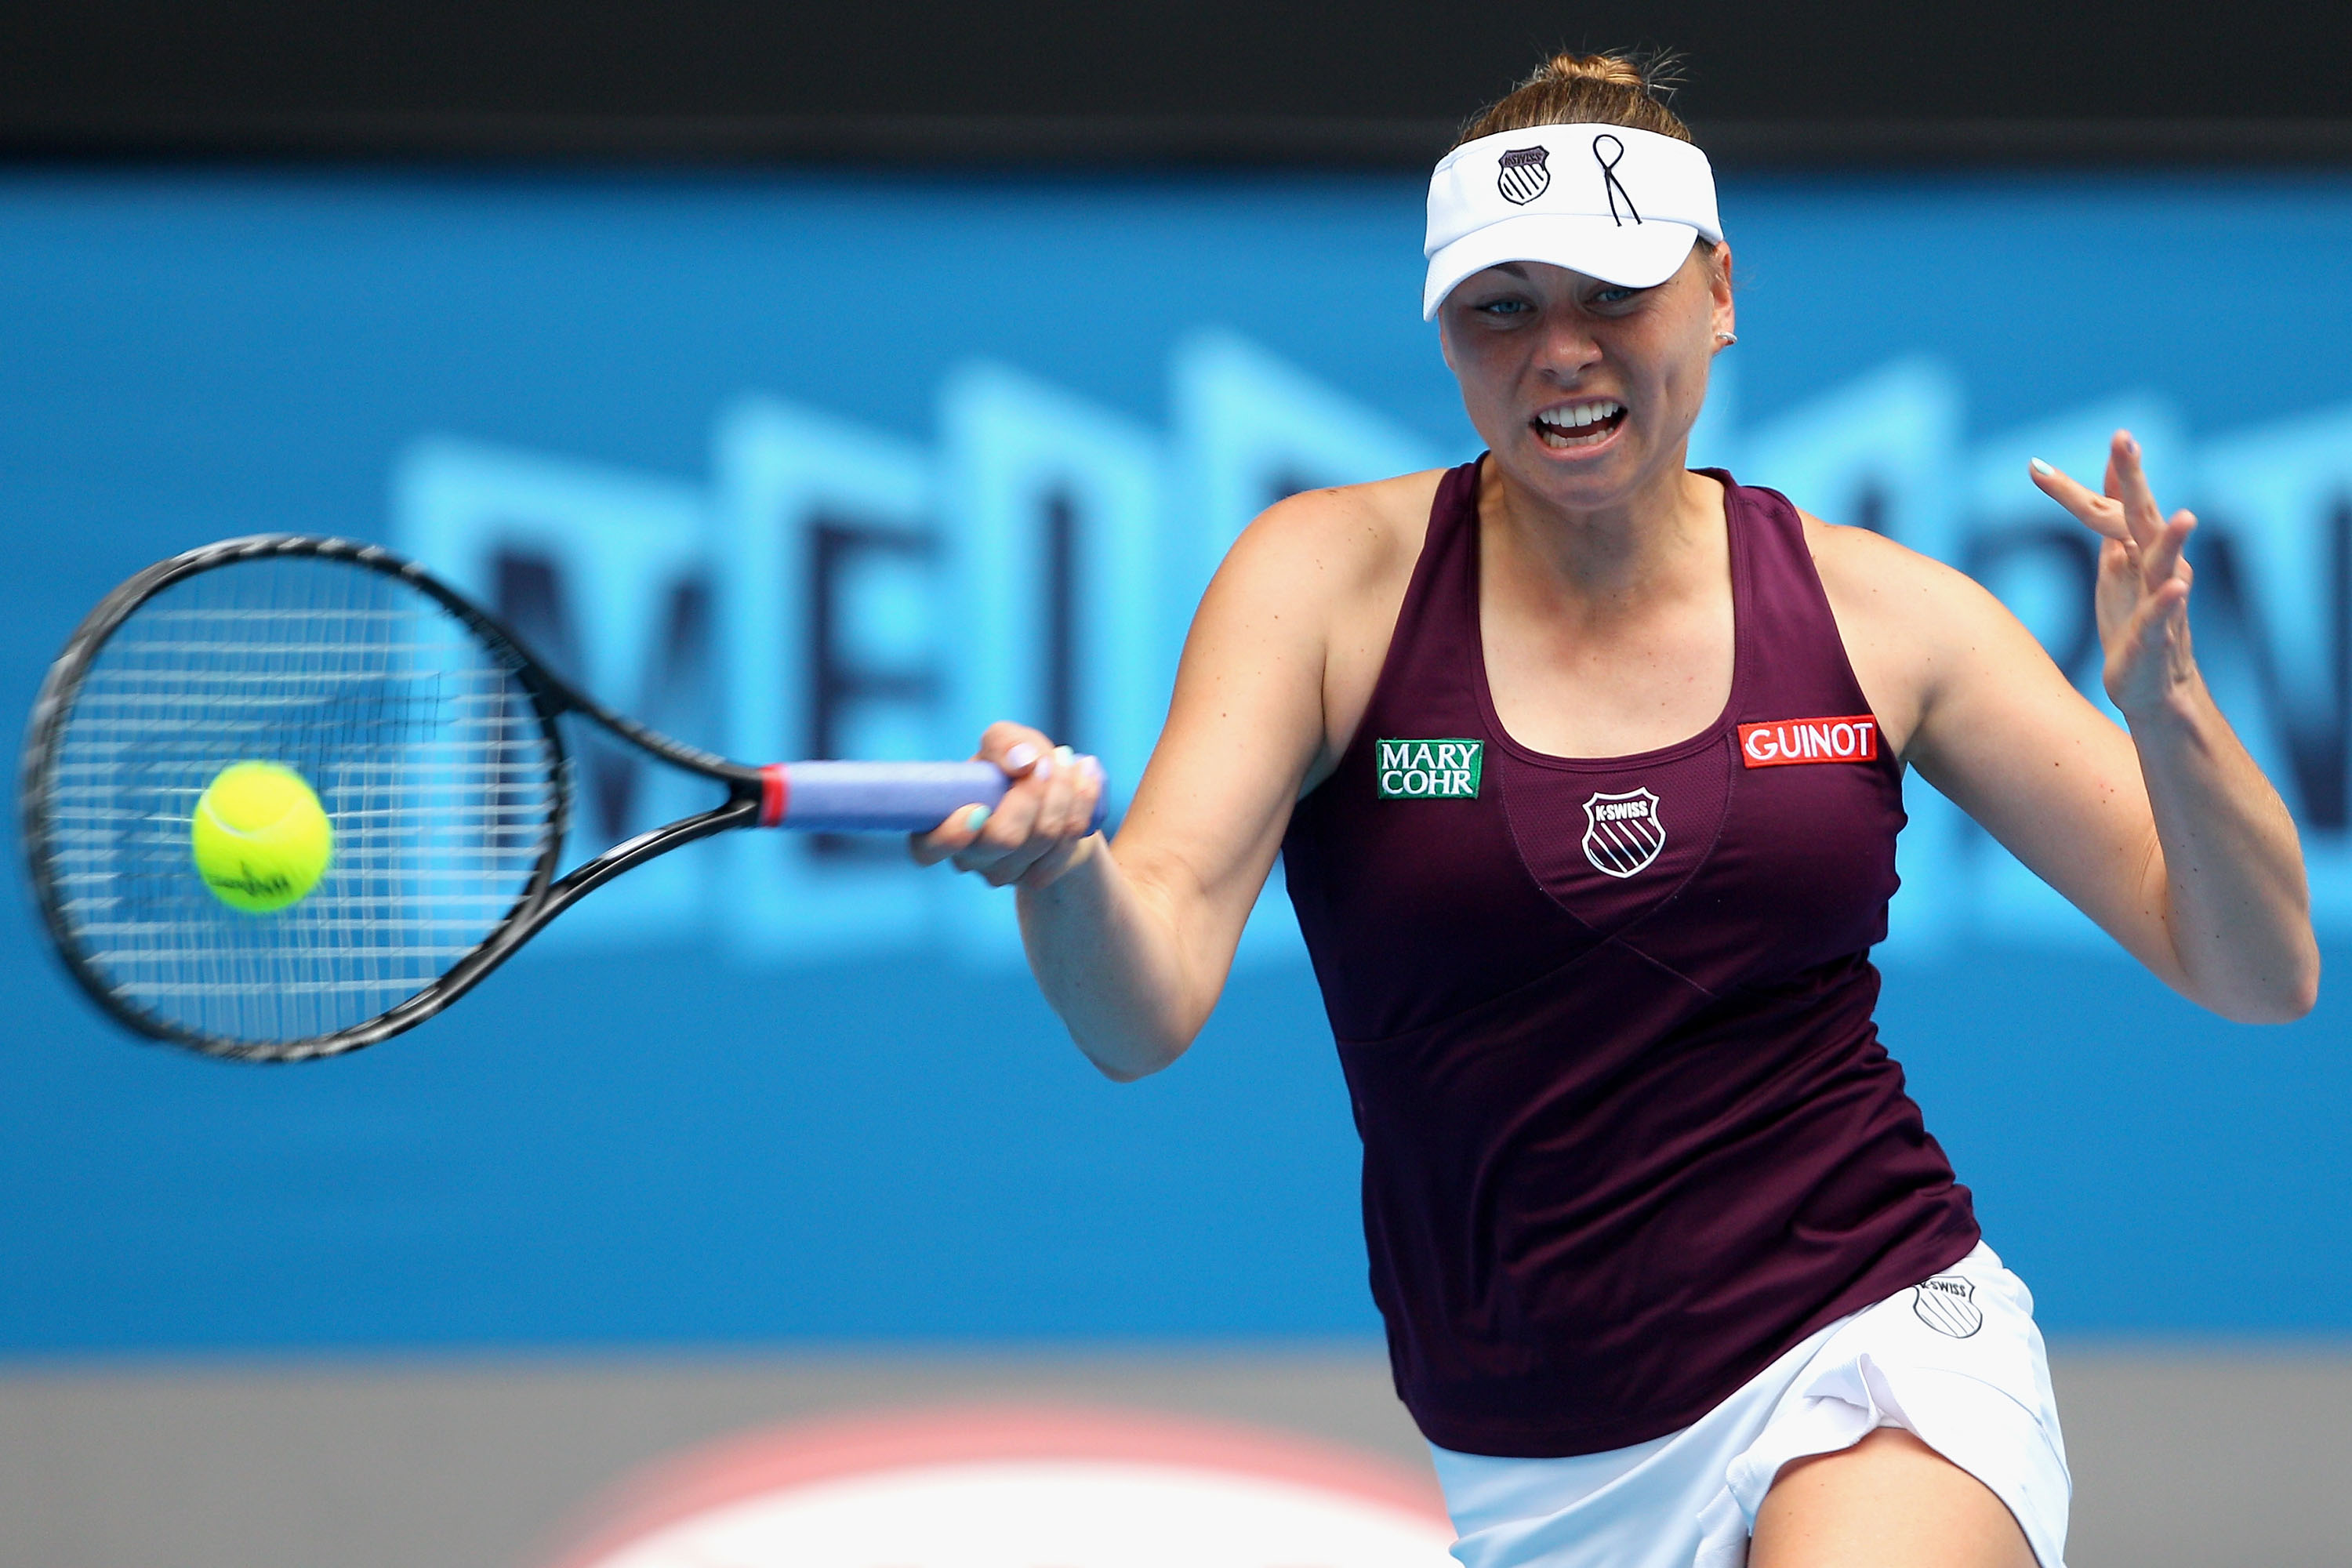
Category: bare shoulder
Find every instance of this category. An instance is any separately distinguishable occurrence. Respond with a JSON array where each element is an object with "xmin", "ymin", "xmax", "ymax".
[
  {"xmin": 1191, "ymin": 467, "xmax": 1448, "ymax": 779},
  {"xmin": 1197, "ymin": 467, "xmax": 1444, "ymax": 655},
  {"xmin": 1800, "ymin": 507, "xmax": 2022, "ymax": 643},
  {"xmin": 1802, "ymin": 509, "xmax": 1962, "ymax": 605},
  {"xmin": 1796, "ymin": 506, "xmax": 2034, "ymax": 753},
  {"xmin": 1215, "ymin": 467, "xmax": 1445, "ymax": 602}
]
